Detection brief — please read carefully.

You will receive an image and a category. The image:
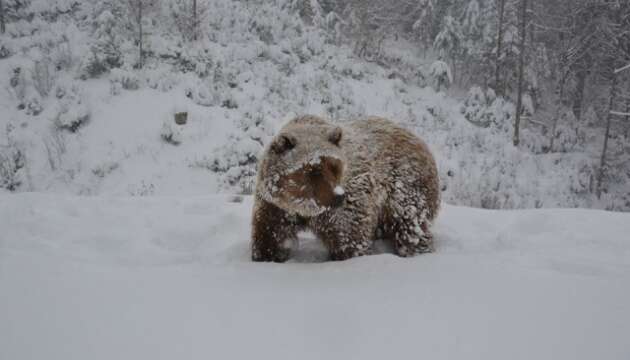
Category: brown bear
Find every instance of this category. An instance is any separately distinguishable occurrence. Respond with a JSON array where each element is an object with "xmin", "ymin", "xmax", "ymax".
[{"xmin": 251, "ymin": 115, "xmax": 440, "ymax": 262}]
